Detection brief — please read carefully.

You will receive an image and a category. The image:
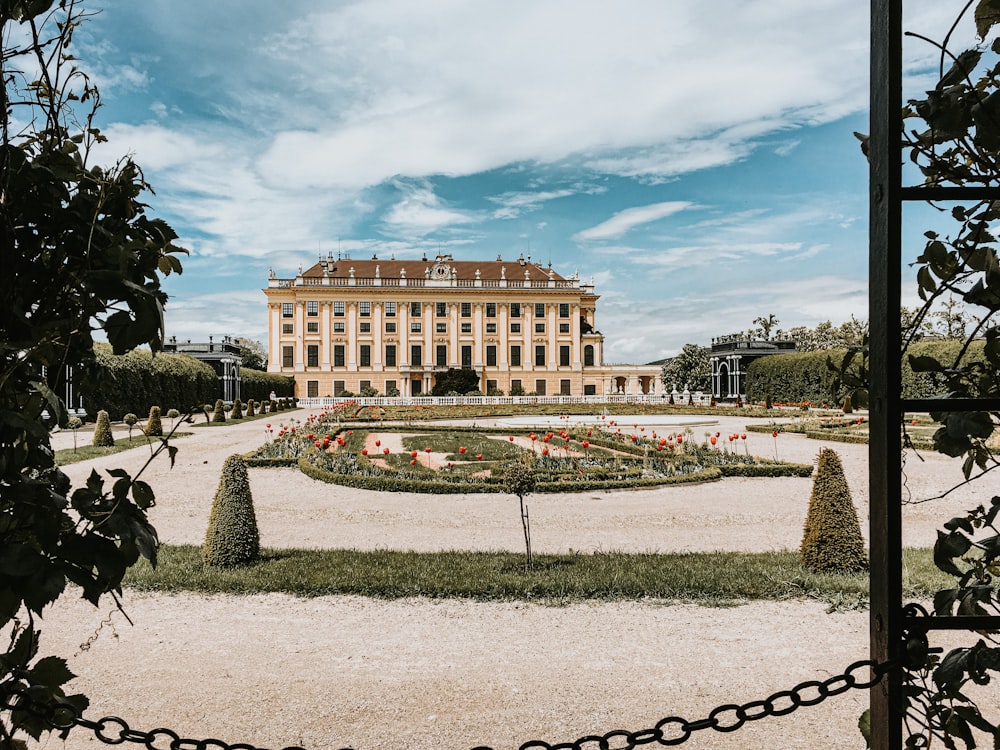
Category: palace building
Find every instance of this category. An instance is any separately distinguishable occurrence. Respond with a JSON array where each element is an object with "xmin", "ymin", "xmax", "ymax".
[{"xmin": 265, "ymin": 253, "xmax": 662, "ymax": 398}]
